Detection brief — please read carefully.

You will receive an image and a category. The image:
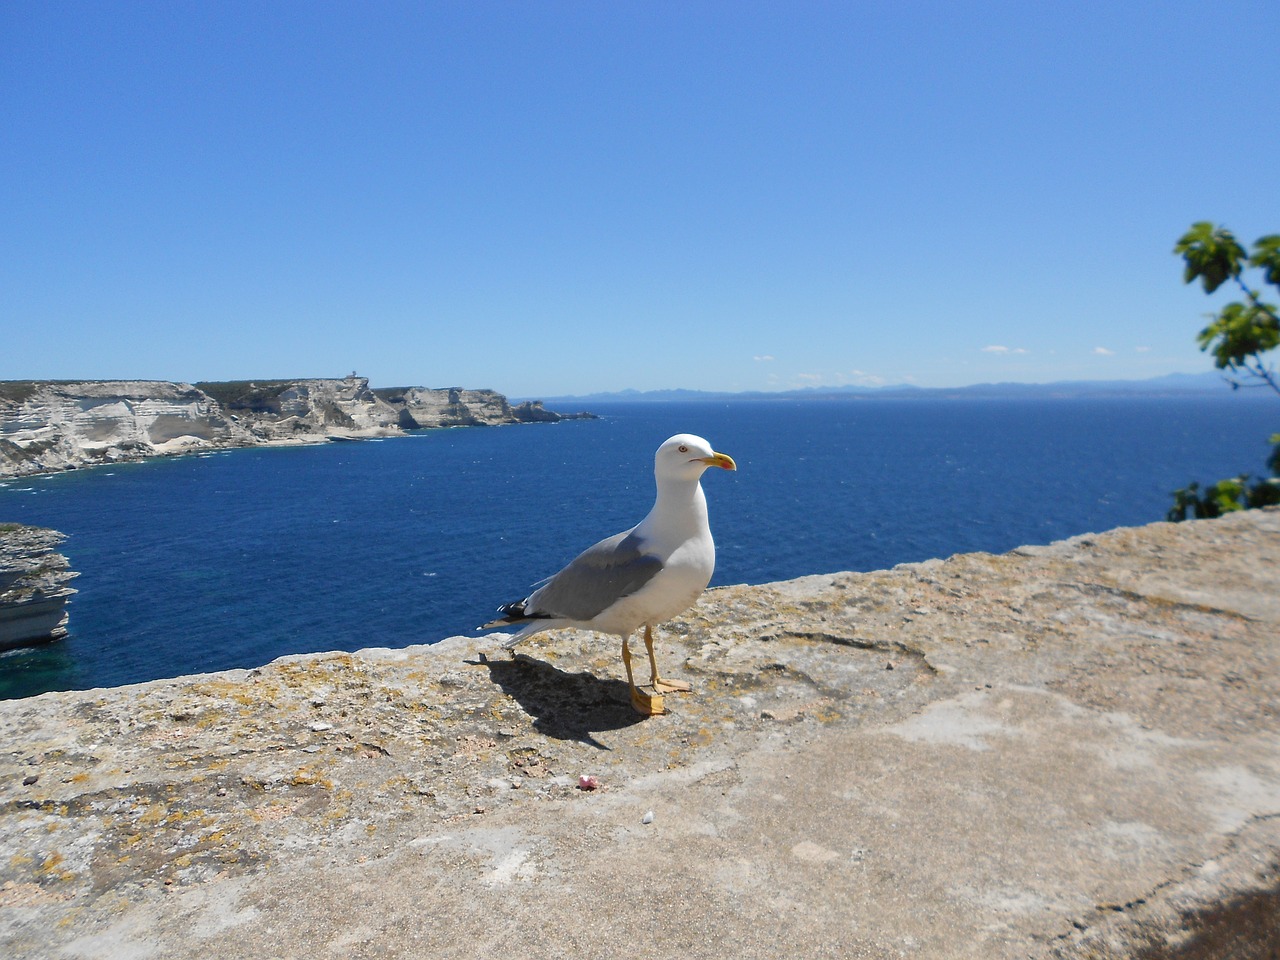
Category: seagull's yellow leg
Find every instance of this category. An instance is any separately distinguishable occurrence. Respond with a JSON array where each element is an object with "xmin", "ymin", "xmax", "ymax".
[
  {"xmin": 644, "ymin": 624, "xmax": 692, "ymax": 694},
  {"xmin": 622, "ymin": 635, "xmax": 665, "ymax": 716}
]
